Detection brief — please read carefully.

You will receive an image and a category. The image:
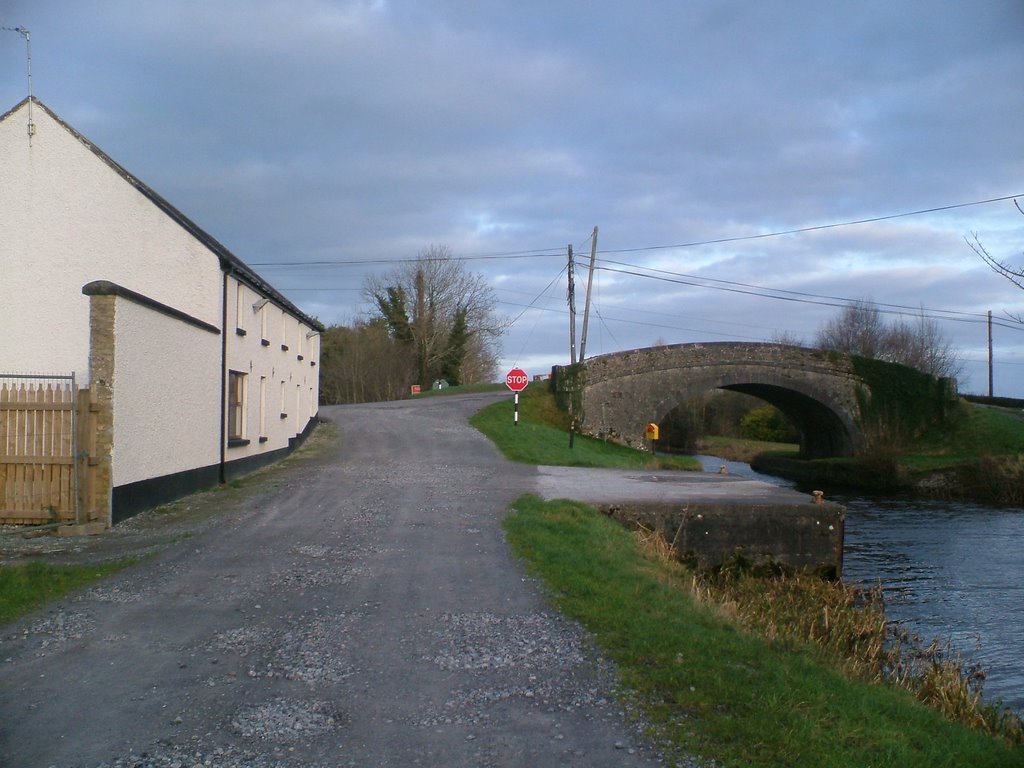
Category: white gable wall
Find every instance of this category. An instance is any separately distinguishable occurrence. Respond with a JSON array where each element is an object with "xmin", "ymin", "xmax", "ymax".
[
  {"xmin": 0, "ymin": 102, "xmax": 221, "ymax": 383},
  {"xmin": 111, "ymin": 296, "xmax": 222, "ymax": 487}
]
